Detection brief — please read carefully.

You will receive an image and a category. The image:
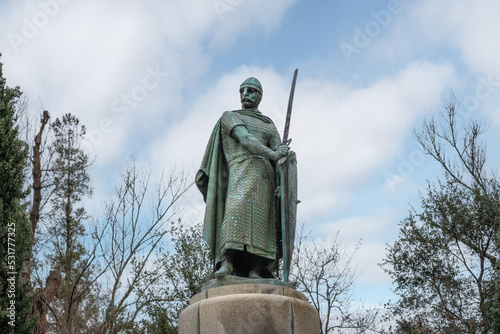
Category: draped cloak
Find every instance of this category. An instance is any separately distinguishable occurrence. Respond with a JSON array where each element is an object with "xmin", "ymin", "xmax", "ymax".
[{"xmin": 195, "ymin": 109, "xmax": 280, "ymax": 271}]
